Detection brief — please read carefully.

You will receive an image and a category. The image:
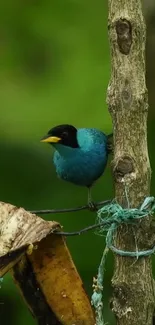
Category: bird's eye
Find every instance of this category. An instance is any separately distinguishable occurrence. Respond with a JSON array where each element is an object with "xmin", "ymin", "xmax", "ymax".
[{"xmin": 62, "ymin": 131, "xmax": 68, "ymax": 138}]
